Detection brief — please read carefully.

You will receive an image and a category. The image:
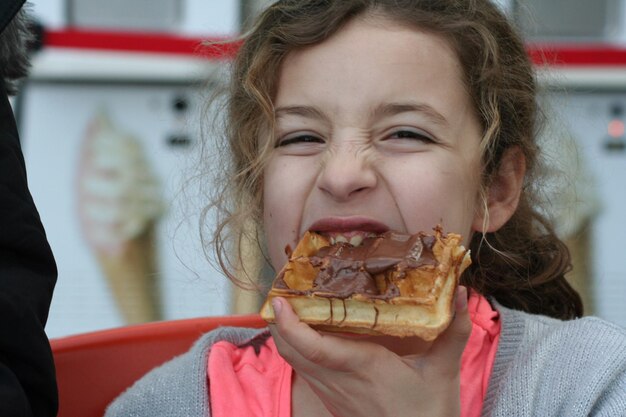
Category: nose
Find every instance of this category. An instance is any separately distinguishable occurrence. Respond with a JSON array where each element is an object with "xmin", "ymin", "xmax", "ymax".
[{"xmin": 317, "ymin": 141, "xmax": 377, "ymax": 201}]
